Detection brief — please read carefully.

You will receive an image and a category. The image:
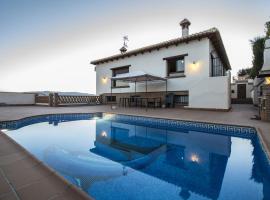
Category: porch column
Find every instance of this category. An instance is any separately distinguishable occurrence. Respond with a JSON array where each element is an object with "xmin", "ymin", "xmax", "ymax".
[
  {"xmin": 166, "ymin": 79, "xmax": 168, "ymax": 94},
  {"xmin": 145, "ymin": 76, "xmax": 148, "ymax": 110},
  {"xmin": 111, "ymin": 79, "xmax": 113, "ymax": 109},
  {"xmin": 135, "ymin": 81, "xmax": 137, "ymax": 95}
]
